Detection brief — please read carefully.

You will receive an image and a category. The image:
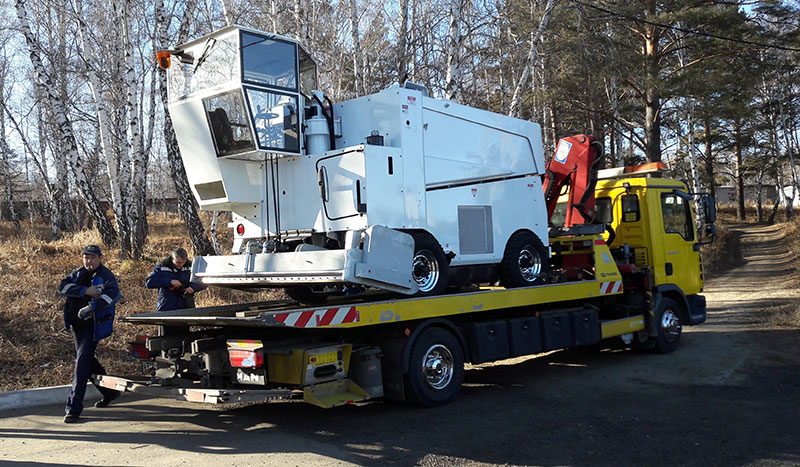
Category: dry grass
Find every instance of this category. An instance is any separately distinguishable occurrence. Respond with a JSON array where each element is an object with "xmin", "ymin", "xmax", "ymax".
[{"xmin": 0, "ymin": 213, "xmax": 282, "ymax": 391}]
